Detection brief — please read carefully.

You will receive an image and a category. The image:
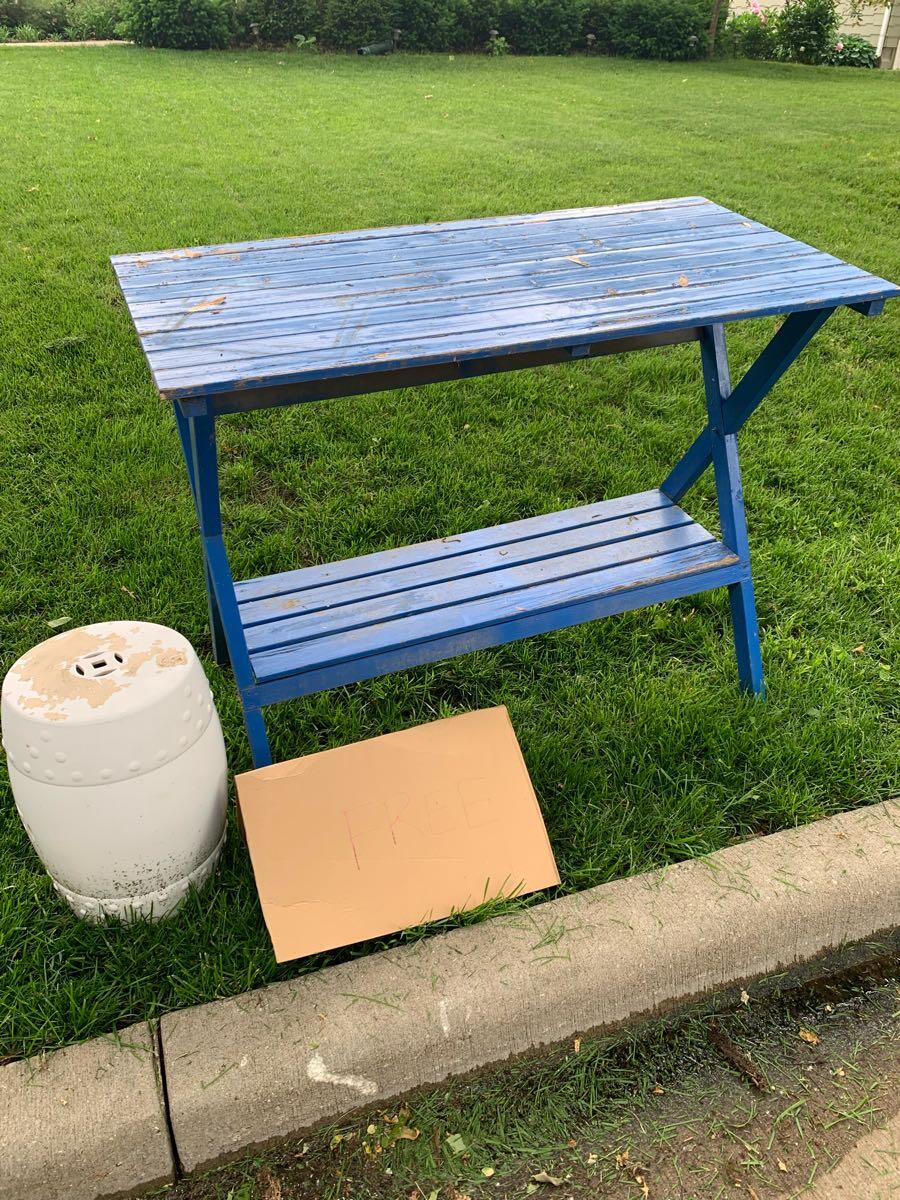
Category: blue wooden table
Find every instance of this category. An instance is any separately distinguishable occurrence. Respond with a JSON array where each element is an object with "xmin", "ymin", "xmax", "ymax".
[{"xmin": 113, "ymin": 197, "xmax": 899, "ymax": 767}]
